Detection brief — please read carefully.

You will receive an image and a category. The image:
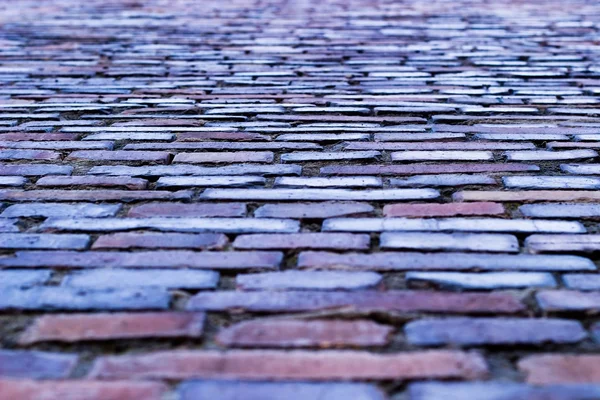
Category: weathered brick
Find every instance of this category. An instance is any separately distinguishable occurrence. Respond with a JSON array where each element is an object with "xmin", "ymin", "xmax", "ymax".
[
  {"xmin": 526, "ymin": 234, "xmax": 600, "ymax": 253},
  {"xmin": 383, "ymin": 202, "xmax": 504, "ymax": 217},
  {"xmin": 536, "ymin": 290, "xmax": 600, "ymax": 312},
  {"xmin": 0, "ymin": 270, "xmax": 51, "ymax": 288},
  {"xmin": 0, "ymin": 379, "xmax": 168, "ymax": 400},
  {"xmin": 178, "ymin": 381, "xmax": 386, "ymax": 400},
  {"xmin": 1, "ymin": 203, "xmax": 120, "ymax": 218},
  {"xmin": 406, "ymin": 272, "xmax": 556, "ymax": 290},
  {"xmin": 297, "ymin": 251, "xmax": 594, "ymax": 271},
  {"xmin": 0, "ymin": 233, "xmax": 89, "ymax": 249},
  {"xmin": 455, "ymin": 190, "xmax": 600, "ymax": 202},
  {"xmin": 216, "ymin": 319, "xmax": 393, "ymax": 348},
  {"xmin": 92, "ymin": 232, "xmax": 228, "ymax": 249},
  {"xmin": 0, "ymin": 189, "xmax": 192, "ymax": 202},
  {"xmin": 236, "ymin": 271, "xmax": 382, "ymax": 291},
  {"xmin": 505, "ymin": 149, "xmax": 597, "ymax": 161},
  {"xmin": 254, "ymin": 202, "xmax": 373, "ymax": 218},
  {"xmin": 19, "ymin": 312, "xmax": 206, "ymax": 344},
  {"xmin": 0, "ymin": 164, "xmax": 71, "ymax": 176},
  {"xmin": 0, "ymin": 286, "xmax": 170, "ymax": 310},
  {"xmin": 233, "ymin": 233, "xmax": 370, "ymax": 250},
  {"xmin": 521, "ymin": 203, "xmax": 600, "ymax": 218},
  {"xmin": 187, "ymin": 290, "xmax": 523, "ymax": 313},
  {"xmin": 41, "ymin": 217, "xmax": 298, "ymax": 234},
  {"xmin": 0, "ymin": 250, "xmax": 282, "ymax": 270},
  {"xmin": 391, "ymin": 174, "xmax": 496, "ymax": 187},
  {"xmin": 201, "ymin": 188, "xmax": 439, "ymax": 201},
  {"xmin": 323, "ymin": 217, "xmax": 584, "ymax": 233},
  {"xmin": 392, "ymin": 151, "xmax": 493, "ymax": 161},
  {"xmin": 88, "ymin": 349, "xmax": 488, "ymax": 380},
  {"xmin": 380, "ymin": 232, "xmax": 518, "ymax": 252},
  {"xmin": 563, "ymin": 274, "xmax": 600, "ymax": 290},
  {"xmin": 88, "ymin": 164, "xmax": 302, "ymax": 177},
  {"xmin": 174, "ymin": 151, "xmax": 274, "ymax": 163},
  {"xmin": 67, "ymin": 150, "xmax": 171, "ymax": 163},
  {"xmin": 156, "ymin": 176, "xmax": 266, "ymax": 188},
  {"xmin": 504, "ymin": 176, "xmax": 600, "ymax": 189},
  {"xmin": 0, "ymin": 350, "xmax": 77, "ymax": 378},
  {"xmin": 519, "ymin": 354, "xmax": 600, "ymax": 384},
  {"xmin": 409, "ymin": 382, "xmax": 600, "ymax": 400},
  {"xmin": 64, "ymin": 268, "xmax": 219, "ymax": 289},
  {"xmin": 0, "ymin": 149, "xmax": 60, "ymax": 160},
  {"xmin": 405, "ymin": 318, "xmax": 586, "ymax": 346},
  {"xmin": 274, "ymin": 176, "xmax": 382, "ymax": 188},
  {"xmin": 129, "ymin": 202, "xmax": 246, "ymax": 217},
  {"xmin": 36, "ymin": 175, "xmax": 149, "ymax": 189},
  {"xmin": 321, "ymin": 163, "xmax": 538, "ymax": 176}
]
